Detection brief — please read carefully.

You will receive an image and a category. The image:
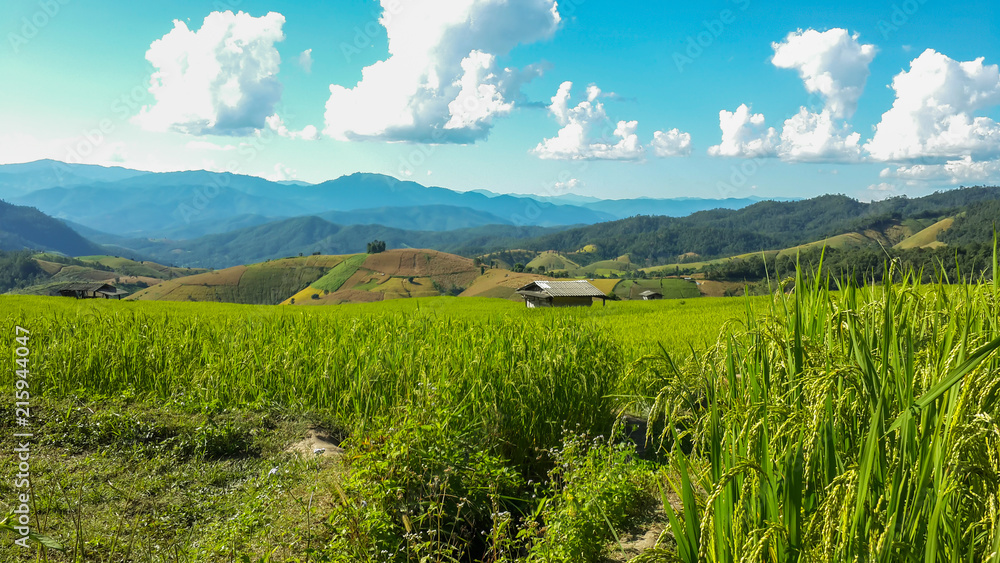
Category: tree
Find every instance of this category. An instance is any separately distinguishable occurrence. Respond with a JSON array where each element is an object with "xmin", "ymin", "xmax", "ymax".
[
  {"xmin": 512, "ymin": 263, "xmax": 525, "ymax": 273},
  {"xmin": 537, "ymin": 265, "xmax": 546, "ymax": 274},
  {"xmin": 367, "ymin": 240, "xmax": 387, "ymax": 253}
]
